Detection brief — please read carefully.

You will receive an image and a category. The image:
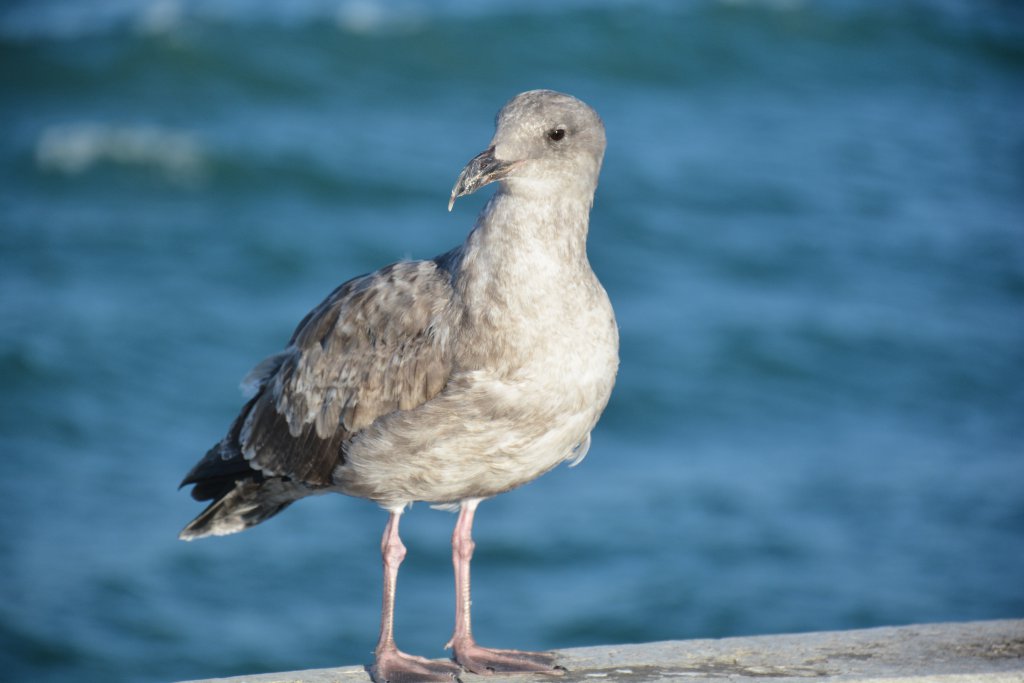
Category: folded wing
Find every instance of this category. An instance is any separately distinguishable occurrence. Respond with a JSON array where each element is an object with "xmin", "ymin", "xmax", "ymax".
[{"xmin": 183, "ymin": 257, "xmax": 458, "ymax": 500}]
